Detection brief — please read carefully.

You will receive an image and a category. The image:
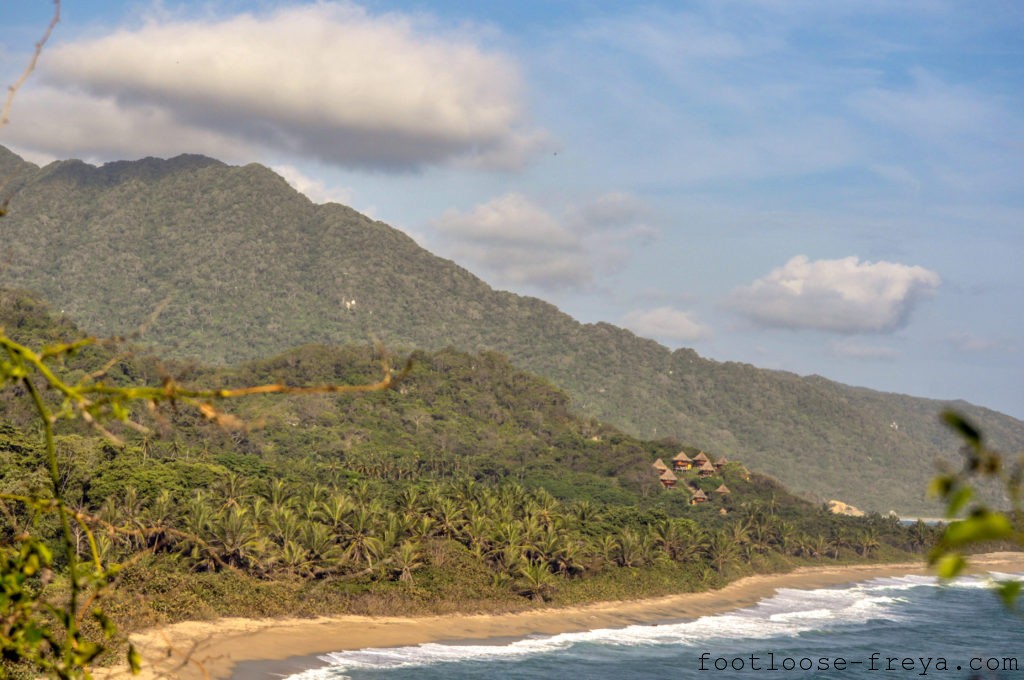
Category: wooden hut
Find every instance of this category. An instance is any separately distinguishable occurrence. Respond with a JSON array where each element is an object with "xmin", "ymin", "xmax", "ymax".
[
  {"xmin": 659, "ymin": 469, "xmax": 678, "ymax": 489},
  {"xmin": 715, "ymin": 484, "xmax": 731, "ymax": 496},
  {"xmin": 697, "ymin": 461, "xmax": 716, "ymax": 478},
  {"xmin": 714, "ymin": 456, "xmax": 728, "ymax": 470},
  {"xmin": 689, "ymin": 488, "xmax": 707, "ymax": 504},
  {"xmin": 652, "ymin": 458, "xmax": 669, "ymax": 473},
  {"xmin": 692, "ymin": 451, "xmax": 710, "ymax": 465},
  {"xmin": 672, "ymin": 451, "xmax": 693, "ymax": 471}
]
